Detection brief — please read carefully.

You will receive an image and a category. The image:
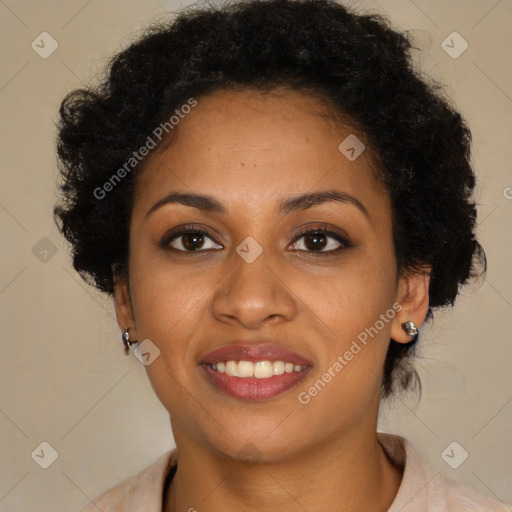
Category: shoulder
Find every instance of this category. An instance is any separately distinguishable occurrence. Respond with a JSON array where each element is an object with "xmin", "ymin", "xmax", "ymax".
[
  {"xmin": 76, "ymin": 449, "xmax": 177, "ymax": 512},
  {"xmin": 378, "ymin": 432, "xmax": 509, "ymax": 512}
]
